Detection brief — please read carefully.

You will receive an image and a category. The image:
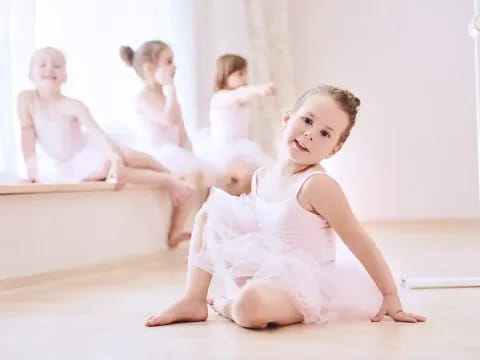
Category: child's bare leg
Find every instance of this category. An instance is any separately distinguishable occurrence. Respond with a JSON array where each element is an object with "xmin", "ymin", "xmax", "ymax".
[
  {"xmin": 121, "ymin": 167, "xmax": 194, "ymax": 205},
  {"xmin": 83, "ymin": 158, "xmax": 193, "ymax": 205},
  {"xmin": 120, "ymin": 147, "xmax": 170, "ymax": 173},
  {"xmin": 209, "ymin": 296, "xmax": 234, "ymax": 321},
  {"xmin": 168, "ymin": 202, "xmax": 194, "ymax": 247},
  {"xmin": 208, "ymin": 277, "xmax": 250, "ymax": 320},
  {"xmin": 145, "ymin": 210, "xmax": 212, "ymax": 326},
  {"xmin": 229, "ymin": 281, "xmax": 304, "ymax": 329},
  {"xmin": 168, "ymin": 170, "xmax": 208, "ymax": 247}
]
